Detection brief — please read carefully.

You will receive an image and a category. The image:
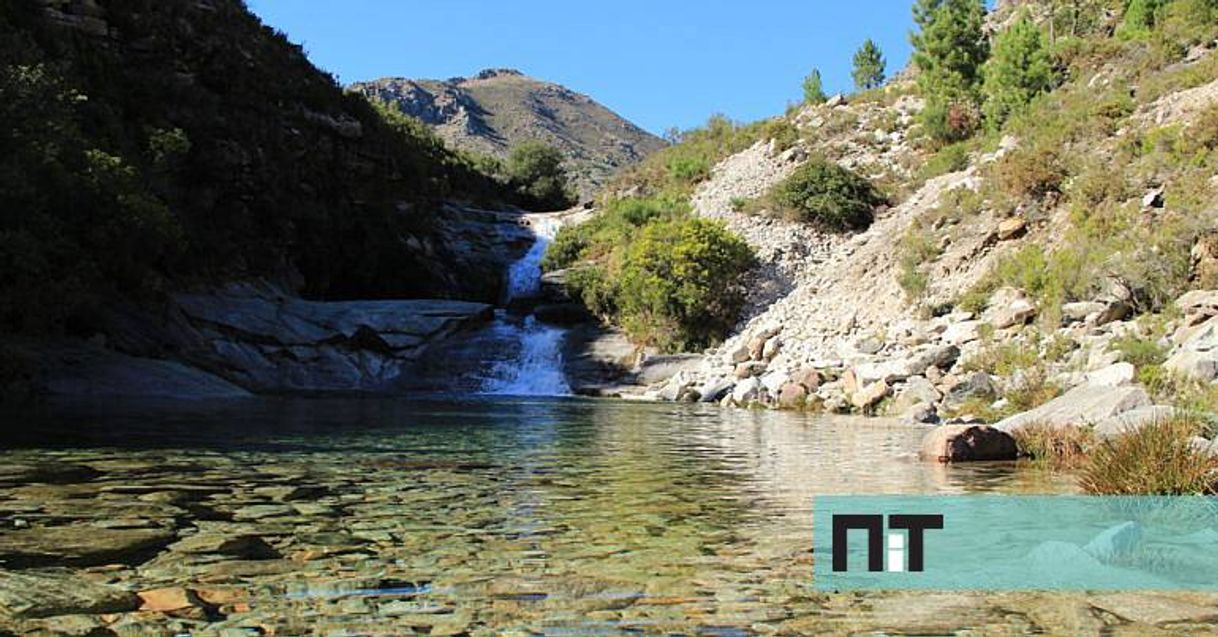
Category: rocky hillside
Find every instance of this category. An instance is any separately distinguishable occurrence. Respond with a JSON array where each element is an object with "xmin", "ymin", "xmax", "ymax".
[
  {"xmin": 351, "ymin": 69, "xmax": 666, "ymax": 199},
  {"xmin": 571, "ymin": 0, "xmax": 1218, "ymax": 445}
]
